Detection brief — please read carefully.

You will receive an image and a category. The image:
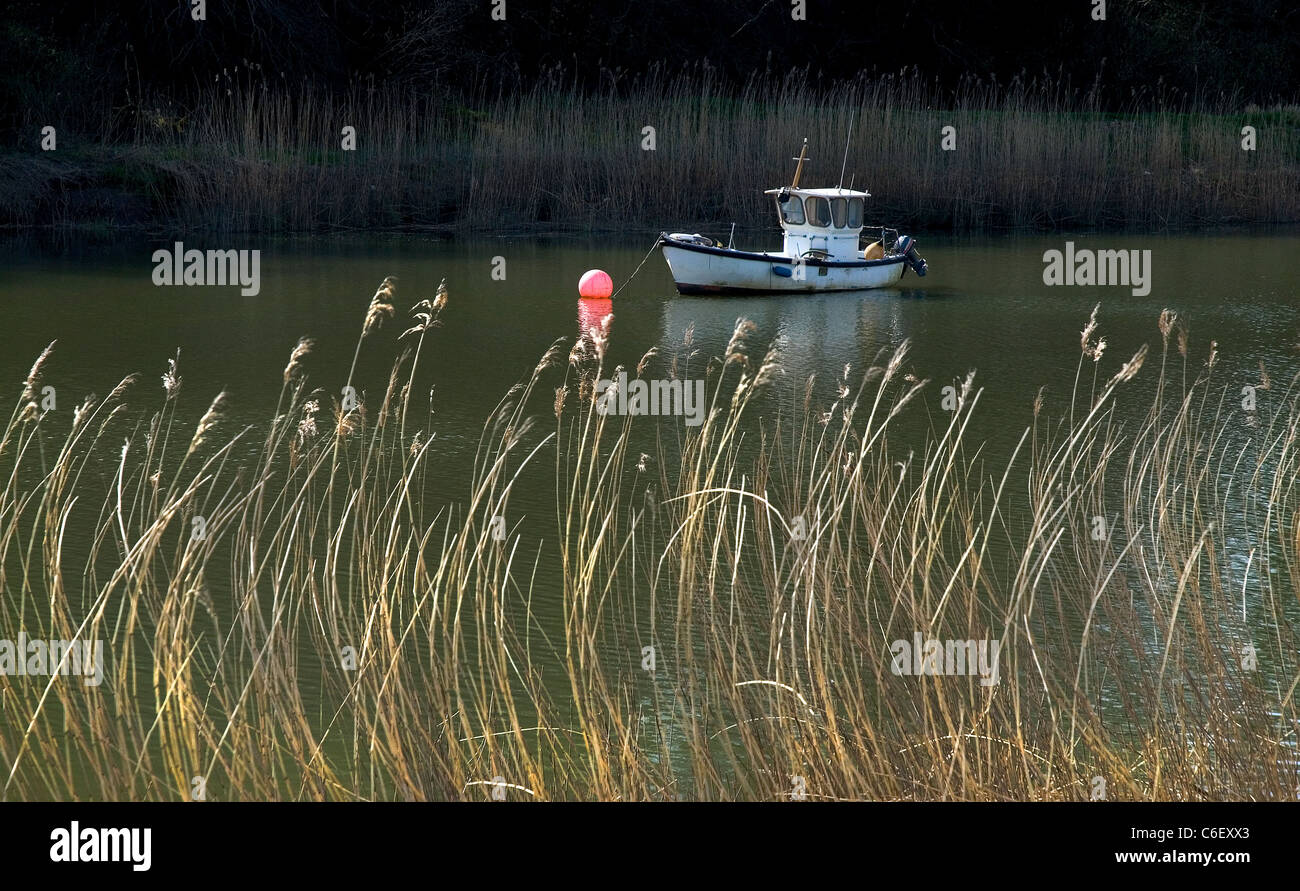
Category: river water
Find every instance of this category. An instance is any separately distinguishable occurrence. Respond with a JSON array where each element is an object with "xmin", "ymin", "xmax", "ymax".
[
  {"xmin": 5, "ymin": 230, "xmax": 1296, "ymax": 487},
  {"xmin": 6, "ymin": 229, "xmax": 1296, "ymax": 443},
  {"xmin": 2, "ymin": 228, "xmax": 1297, "ymax": 743}
]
